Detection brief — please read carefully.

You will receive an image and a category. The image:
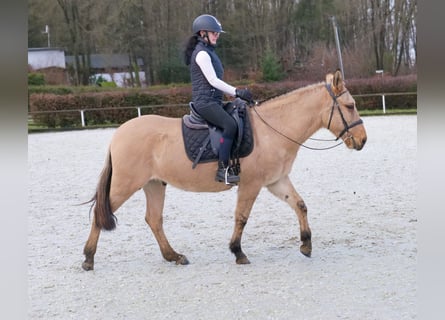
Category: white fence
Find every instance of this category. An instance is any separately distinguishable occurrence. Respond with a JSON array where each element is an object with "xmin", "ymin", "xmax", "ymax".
[
  {"xmin": 28, "ymin": 92, "xmax": 416, "ymax": 128},
  {"xmin": 28, "ymin": 104, "xmax": 188, "ymax": 127},
  {"xmin": 353, "ymin": 91, "xmax": 417, "ymax": 114}
]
